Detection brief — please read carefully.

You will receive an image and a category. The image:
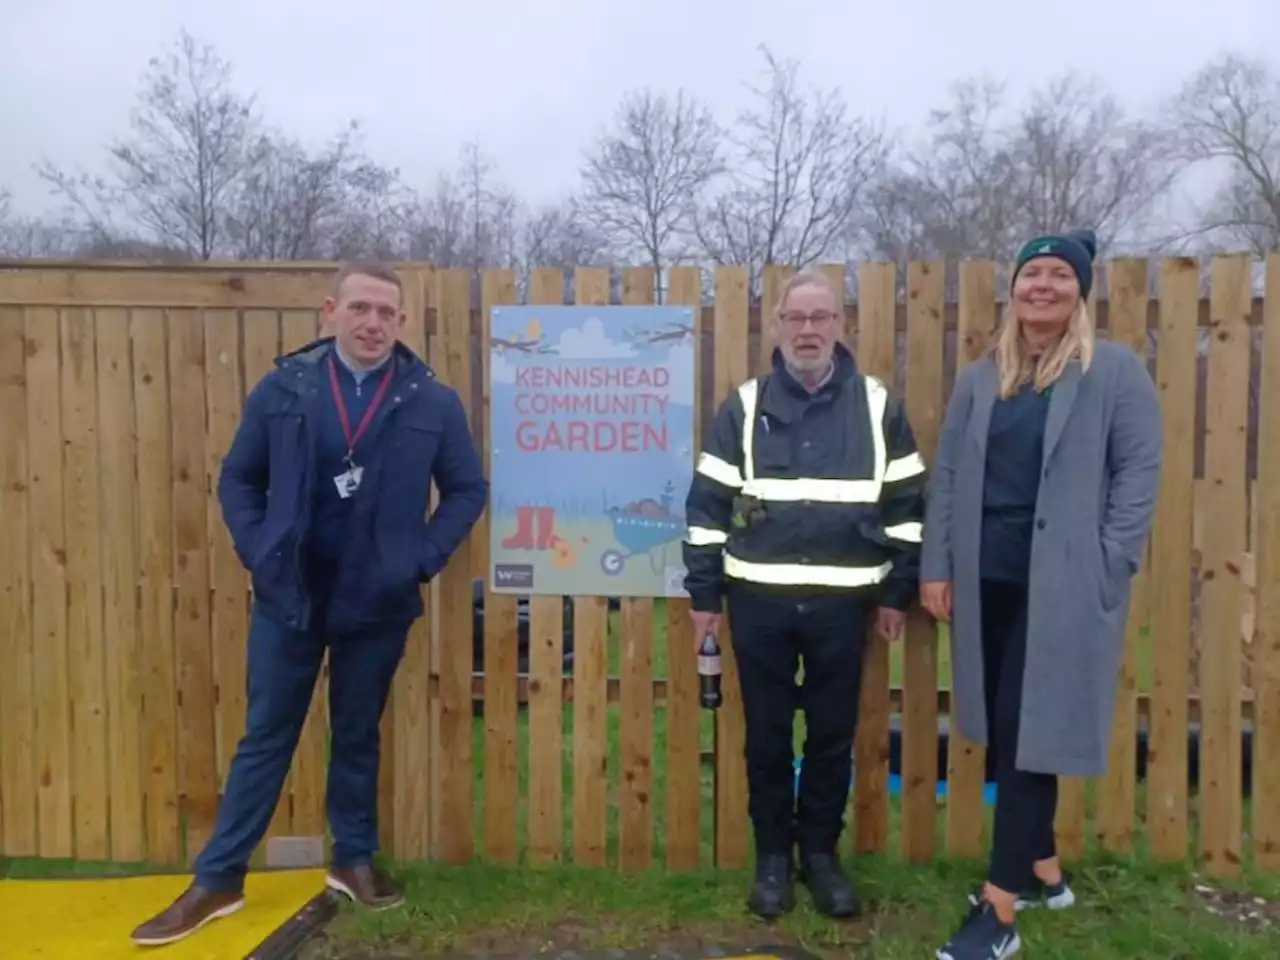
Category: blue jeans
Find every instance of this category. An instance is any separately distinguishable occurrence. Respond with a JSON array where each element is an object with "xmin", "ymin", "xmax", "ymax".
[{"xmin": 193, "ymin": 603, "xmax": 407, "ymax": 893}]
